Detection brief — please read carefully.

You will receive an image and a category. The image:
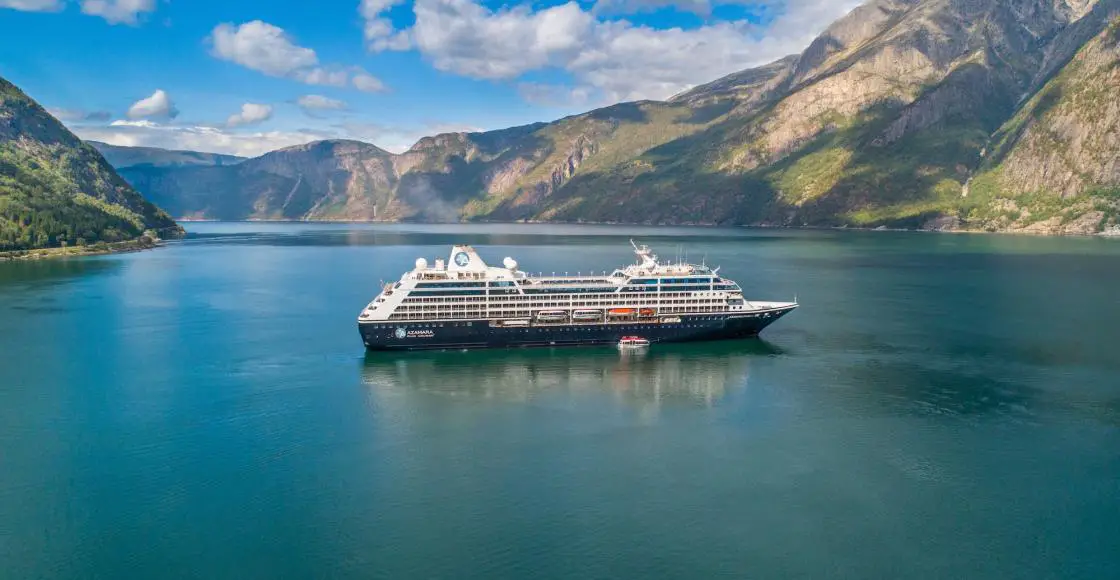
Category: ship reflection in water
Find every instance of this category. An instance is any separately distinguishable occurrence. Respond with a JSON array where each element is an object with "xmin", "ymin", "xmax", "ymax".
[{"xmin": 361, "ymin": 340, "xmax": 783, "ymax": 408}]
